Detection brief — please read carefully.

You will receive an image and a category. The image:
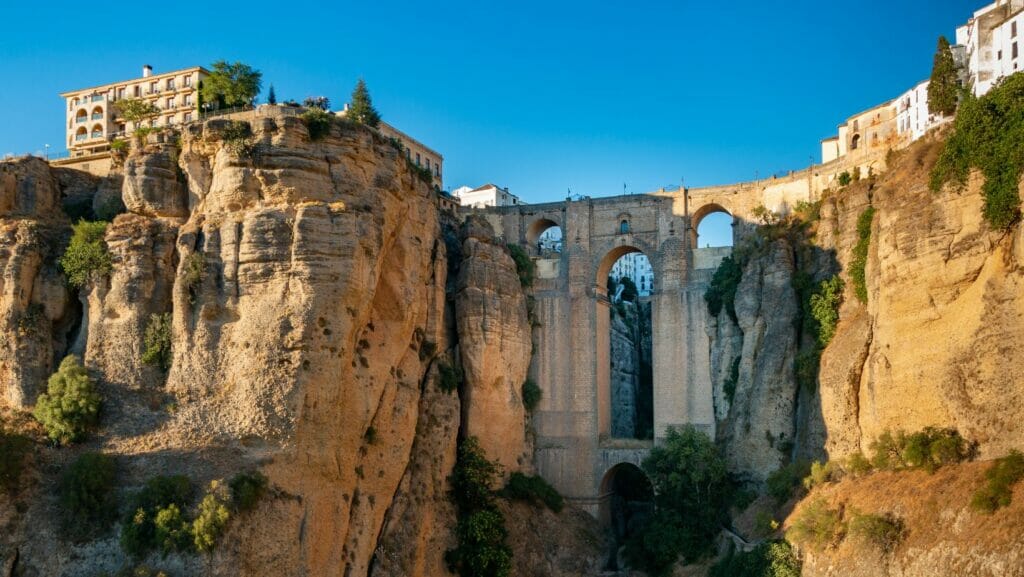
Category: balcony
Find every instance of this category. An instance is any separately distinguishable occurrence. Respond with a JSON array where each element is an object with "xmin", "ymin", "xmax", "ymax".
[
  {"xmin": 91, "ymin": 113, "xmax": 104, "ymax": 120},
  {"xmin": 76, "ymin": 116, "xmax": 88, "ymax": 124},
  {"xmin": 89, "ymin": 94, "xmax": 105, "ymax": 103},
  {"xmin": 75, "ymin": 134, "xmax": 88, "ymax": 142}
]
